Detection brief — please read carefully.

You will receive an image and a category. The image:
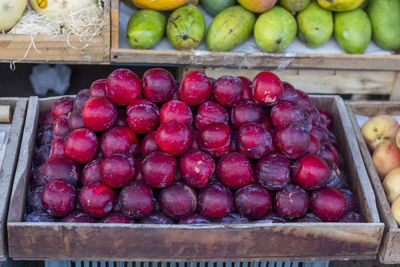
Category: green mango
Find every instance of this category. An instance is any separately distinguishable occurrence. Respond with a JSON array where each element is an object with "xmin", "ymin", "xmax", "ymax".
[
  {"xmin": 206, "ymin": 6, "xmax": 256, "ymax": 52},
  {"xmin": 279, "ymin": 0, "xmax": 310, "ymax": 12},
  {"xmin": 368, "ymin": 0, "xmax": 400, "ymax": 51},
  {"xmin": 126, "ymin": 10, "xmax": 166, "ymax": 49},
  {"xmin": 334, "ymin": 9, "xmax": 371, "ymax": 54},
  {"xmin": 167, "ymin": 5, "xmax": 206, "ymax": 50},
  {"xmin": 297, "ymin": 1, "xmax": 333, "ymax": 48},
  {"xmin": 201, "ymin": 0, "xmax": 236, "ymax": 16},
  {"xmin": 254, "ymin": 6, "xmax": 297, "ymax": 53}
]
